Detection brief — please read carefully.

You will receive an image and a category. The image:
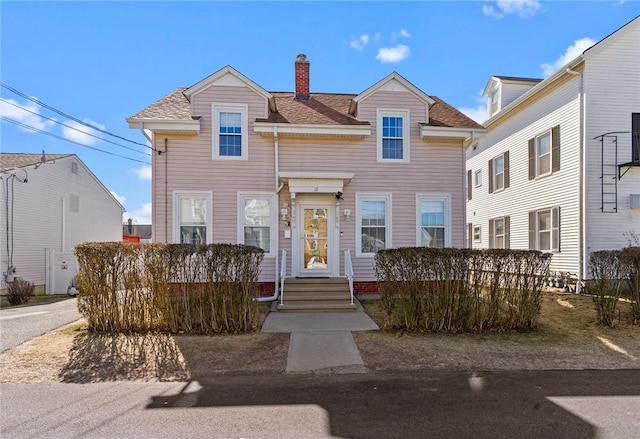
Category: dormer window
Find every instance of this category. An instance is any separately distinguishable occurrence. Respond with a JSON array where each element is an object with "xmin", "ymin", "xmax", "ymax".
[
  {"xmin": 377, "ymin": 109, "xmax": 410, "ymax": 163},
  {"xmin": 212, "ymin": 103, "xmax": 248, "ymax": 160},
  {"xmin": 489, "ymin": 88, "xmax": 500, "ymax": 116}
]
